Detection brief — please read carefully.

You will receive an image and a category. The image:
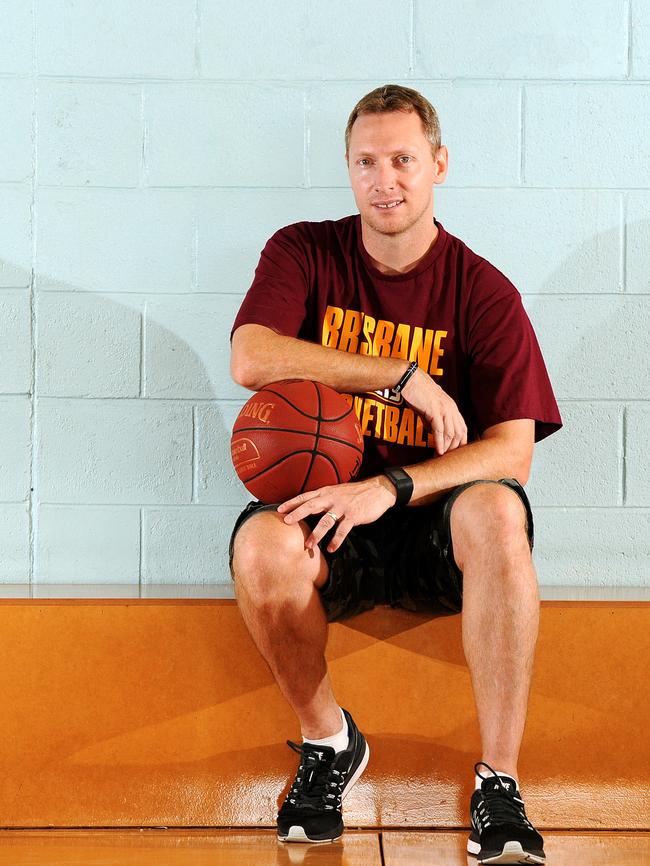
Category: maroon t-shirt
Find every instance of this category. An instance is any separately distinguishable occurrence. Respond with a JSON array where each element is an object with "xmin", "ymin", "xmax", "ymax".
[{"xmin": 230, "ymin": 214, "xmax": 563, "ymax": 480}]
